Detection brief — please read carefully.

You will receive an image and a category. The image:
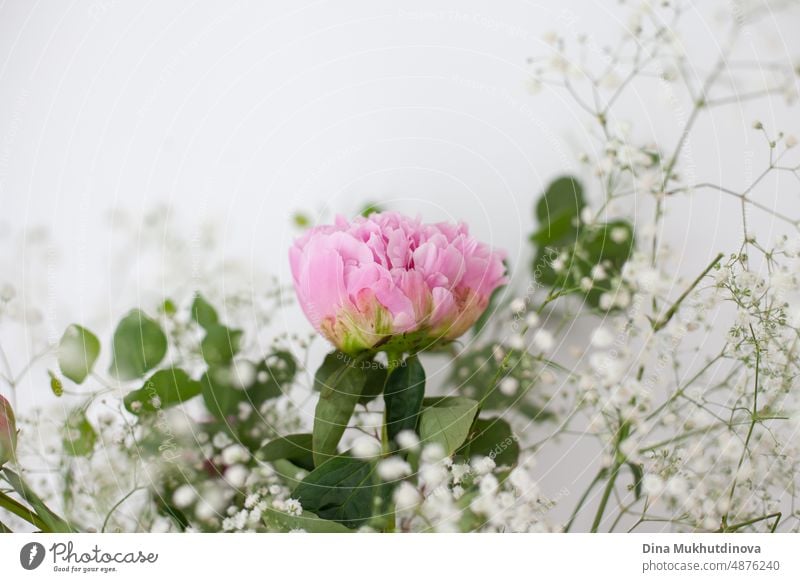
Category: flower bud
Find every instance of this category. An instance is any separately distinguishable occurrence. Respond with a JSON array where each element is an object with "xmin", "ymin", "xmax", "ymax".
[
  {"xmin": 0, "ymin": 395, "xmax": 17, "ymax": 466},
  {"xmin": 289, "ymin": 212, "xmax": 506, "ymax": 354}
]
